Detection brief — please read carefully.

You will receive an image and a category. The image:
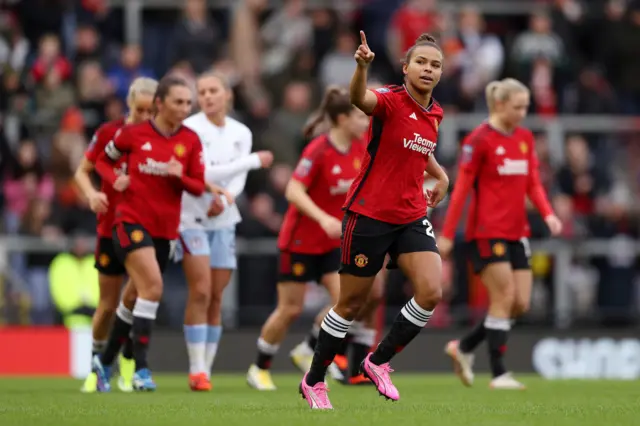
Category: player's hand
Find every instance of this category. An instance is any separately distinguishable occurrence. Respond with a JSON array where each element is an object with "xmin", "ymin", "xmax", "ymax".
[
  {"xmin": 167, "ymin": 156, "xmax": 184, "ymax": 178},
  {"xmin": 257, "ymin": 151, "xmax": 274, "ymax": 168},
  {"xmin": 545, "ymin": 214, "xmax": 563, "ymax": 236},
  {"xmin": 208, "ymin": 183, "xmax": 234, "ymax": 205},
  {"xmin": 426, "ymin": 177, "xmax": 449, "ymax": 208},
  {"xmin": 207, "ymin": 196, "xmax": 225, "ymax": 217},
  {"xmin": 319, "ymin": 215, "xmax": 342, "ymax": 239},
  {"xmin": 113, "ymin": 175, "xmax": 130, "ymax": 192},
  {"xmin": 88, "ymin": 191, "xmax": 109, "ymax": 213},
  {"xmin": 354, "ymin": 31, "xmax": 375, "ymax": 67},
  {"xmin": 437, "ymin": 236, "xmax": 454, "ymax": 259}
]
